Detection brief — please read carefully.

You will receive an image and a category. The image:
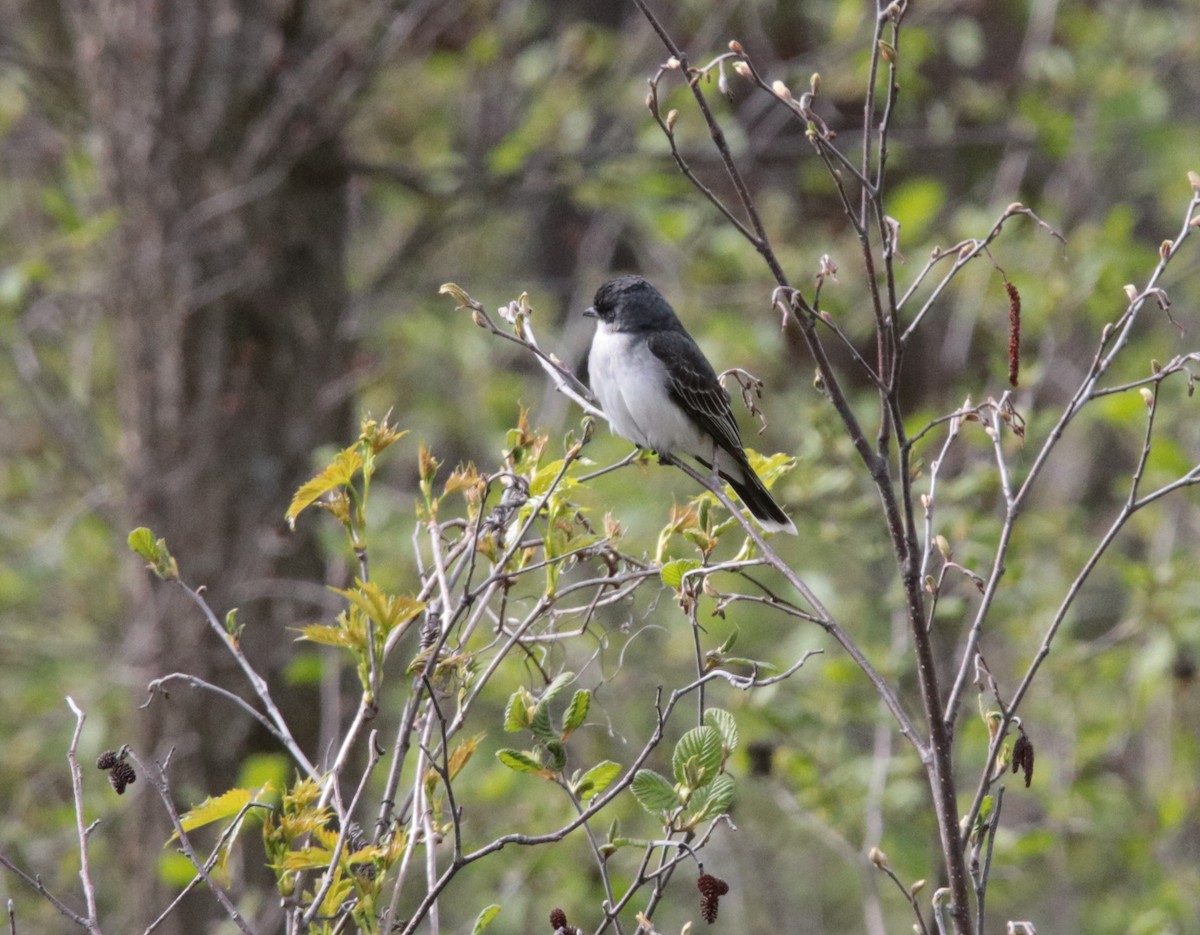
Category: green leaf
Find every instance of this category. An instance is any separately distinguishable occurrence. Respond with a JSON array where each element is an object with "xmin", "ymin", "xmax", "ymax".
[
  {"xmin": 686, "ymin": 773, "xmax": 736, "ymax": 825},
  {"xmin": 127, "ymin": 527, "xmax": 158, "ymax": 562},
  {"xmin": 496, "ymin": 749, "xmax": 545, "ymax": 775},
  {"xmin": 561, "ymin": 689, "xmax": 590, "ymax": 736},
  {"xmin": 127, "ymin": 527, "xmax": 178, "ymax": 580},
  {"xmin": 472, "ymin": 905, "xmax": 502, "ymax": 935},
  {"xmin": 532, "ymin": 672, "xmax": 575, "ymax": 741},
  {"xmin": 660, "ymin": 558, "xmax": 702, "ymax": 589},
  {"xmin": 672, "ymin": 726, "xmax": 723, "ymax": 788},
  {"xmin": 172, "ymin": 787, "xmax": 254, "ymax": 841},
  {"xmin": 543, "ymin": 741, "xmax": 567, "ymax": 773},
  {"xmin": 541, "ymin": 671, "xmax": 576, "ymax": 707},
  {"xmin": 575, "ymin": 760, "xmax": 622, "ymax": 801},
  {"xmin": 503, "ymin": 690, "xmax": 532, "ymax": 732},
  {"xmin": 703, "ymin": 708, "xmax": 738, "ymax": 753},
  {"xmin": 530, "ymin": 459, "xmax": 577, "ymax": 497},
  {"xmin": 631, "ymin": 769, "xmax": 681, "ymax": 813}
]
